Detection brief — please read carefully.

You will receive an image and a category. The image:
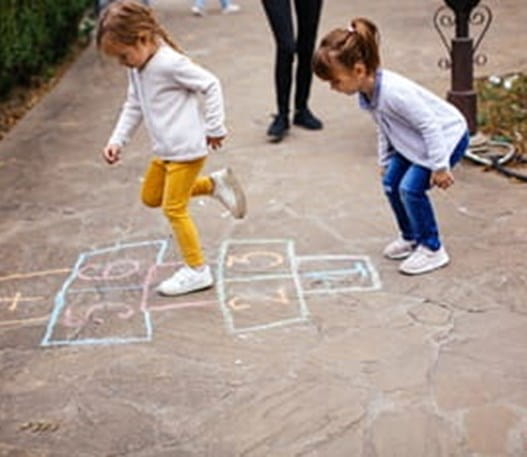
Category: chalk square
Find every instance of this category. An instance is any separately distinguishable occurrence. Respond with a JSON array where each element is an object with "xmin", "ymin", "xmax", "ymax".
[
  {"xmin": 66, "ymin": 240, "xmax": 168, "ymax": 292},
  {"xmin": 219, "ymin": 239, "xmax": 295, "ymax": 281},
  {"xmin": 296, "ymin": 255, "xmax": 382, "ymax": 294},
  {"xmin": 221, "ymin": 277, "xmax": 308, "ymax": 333},
  {"xmin": 43, "ymin": 288, "xmax": 151, "ymax": 346}
]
